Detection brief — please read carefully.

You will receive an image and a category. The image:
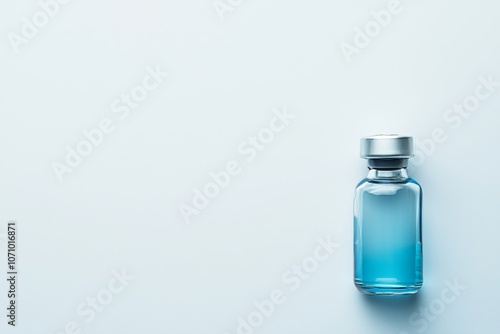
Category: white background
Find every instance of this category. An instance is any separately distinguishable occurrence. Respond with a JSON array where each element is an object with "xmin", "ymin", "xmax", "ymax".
[{"xmin": 1, "ymin": 0, "xmax": 500, "ymax": 333}]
